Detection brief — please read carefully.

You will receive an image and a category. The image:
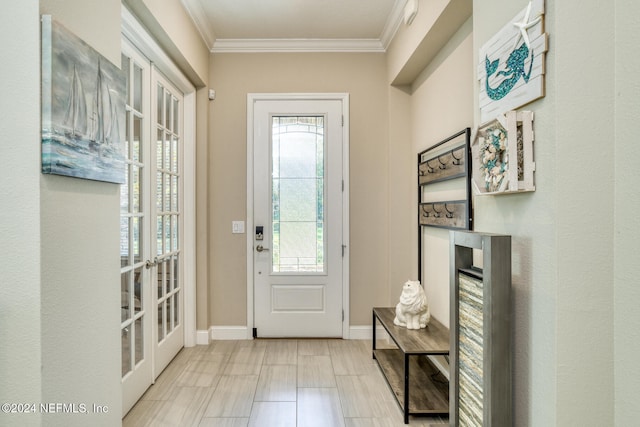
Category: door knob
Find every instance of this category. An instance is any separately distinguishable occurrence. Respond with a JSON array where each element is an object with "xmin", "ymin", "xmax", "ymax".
[{"xmin": 256, "ymin": 244, "xmax": 270, "ymax": 252}]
